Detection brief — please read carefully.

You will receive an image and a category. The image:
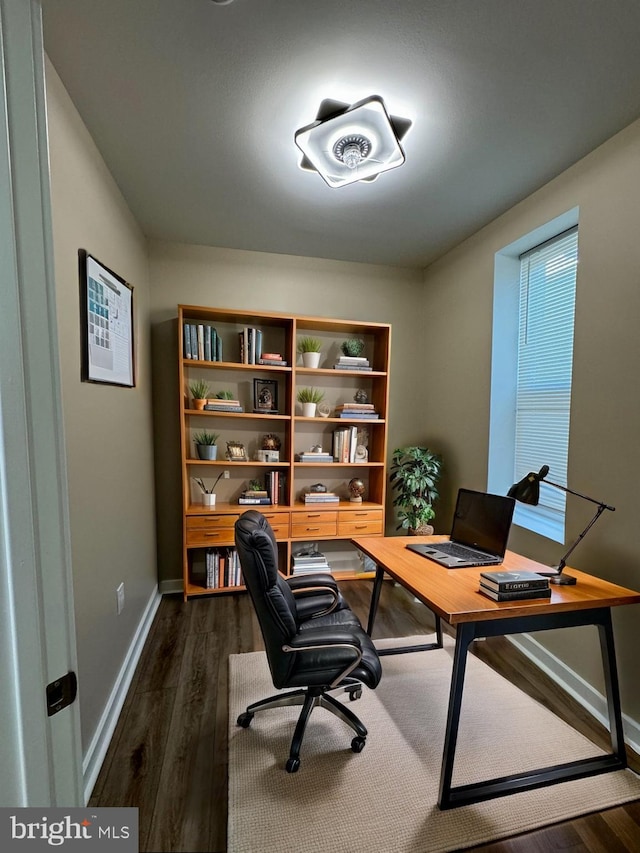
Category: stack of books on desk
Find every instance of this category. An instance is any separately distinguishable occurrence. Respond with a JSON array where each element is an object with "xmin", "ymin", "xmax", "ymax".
[
  {"xmin": 238, "ymin": 489, "xmax": 272, "ymax": 506},
  {"xmin": 478, "ymin": 570, "xmax": 551, "ymax": 601},
  {"xmin": 297, "ymin": 451, "xmax": 334, "ymax": 463},
  {"xmin": 291, "ymin": 550, "xmax": 332, "ymax": 575}
]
